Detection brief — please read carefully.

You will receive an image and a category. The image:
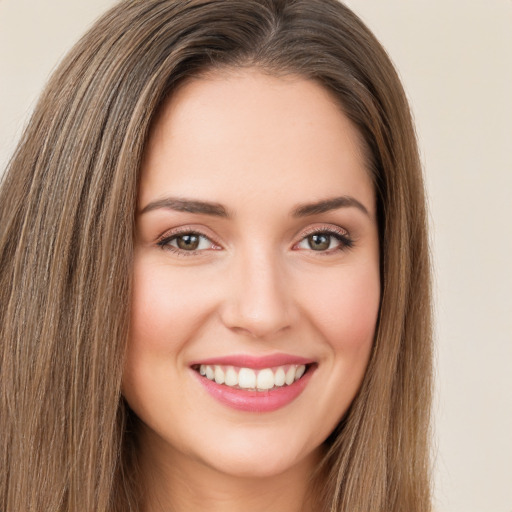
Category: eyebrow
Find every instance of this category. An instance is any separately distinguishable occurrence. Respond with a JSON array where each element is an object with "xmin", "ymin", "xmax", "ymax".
[
  {"xmin": 140, "ymin": 197, "xmax": 229, "ymax": 217},
  {"xmin": 292, "ymin": 196, "xmax": 370, "ymax": 217},
  {"xmin": 139, "ymin": 195, "xmax": 369, "ymax": 218}
]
